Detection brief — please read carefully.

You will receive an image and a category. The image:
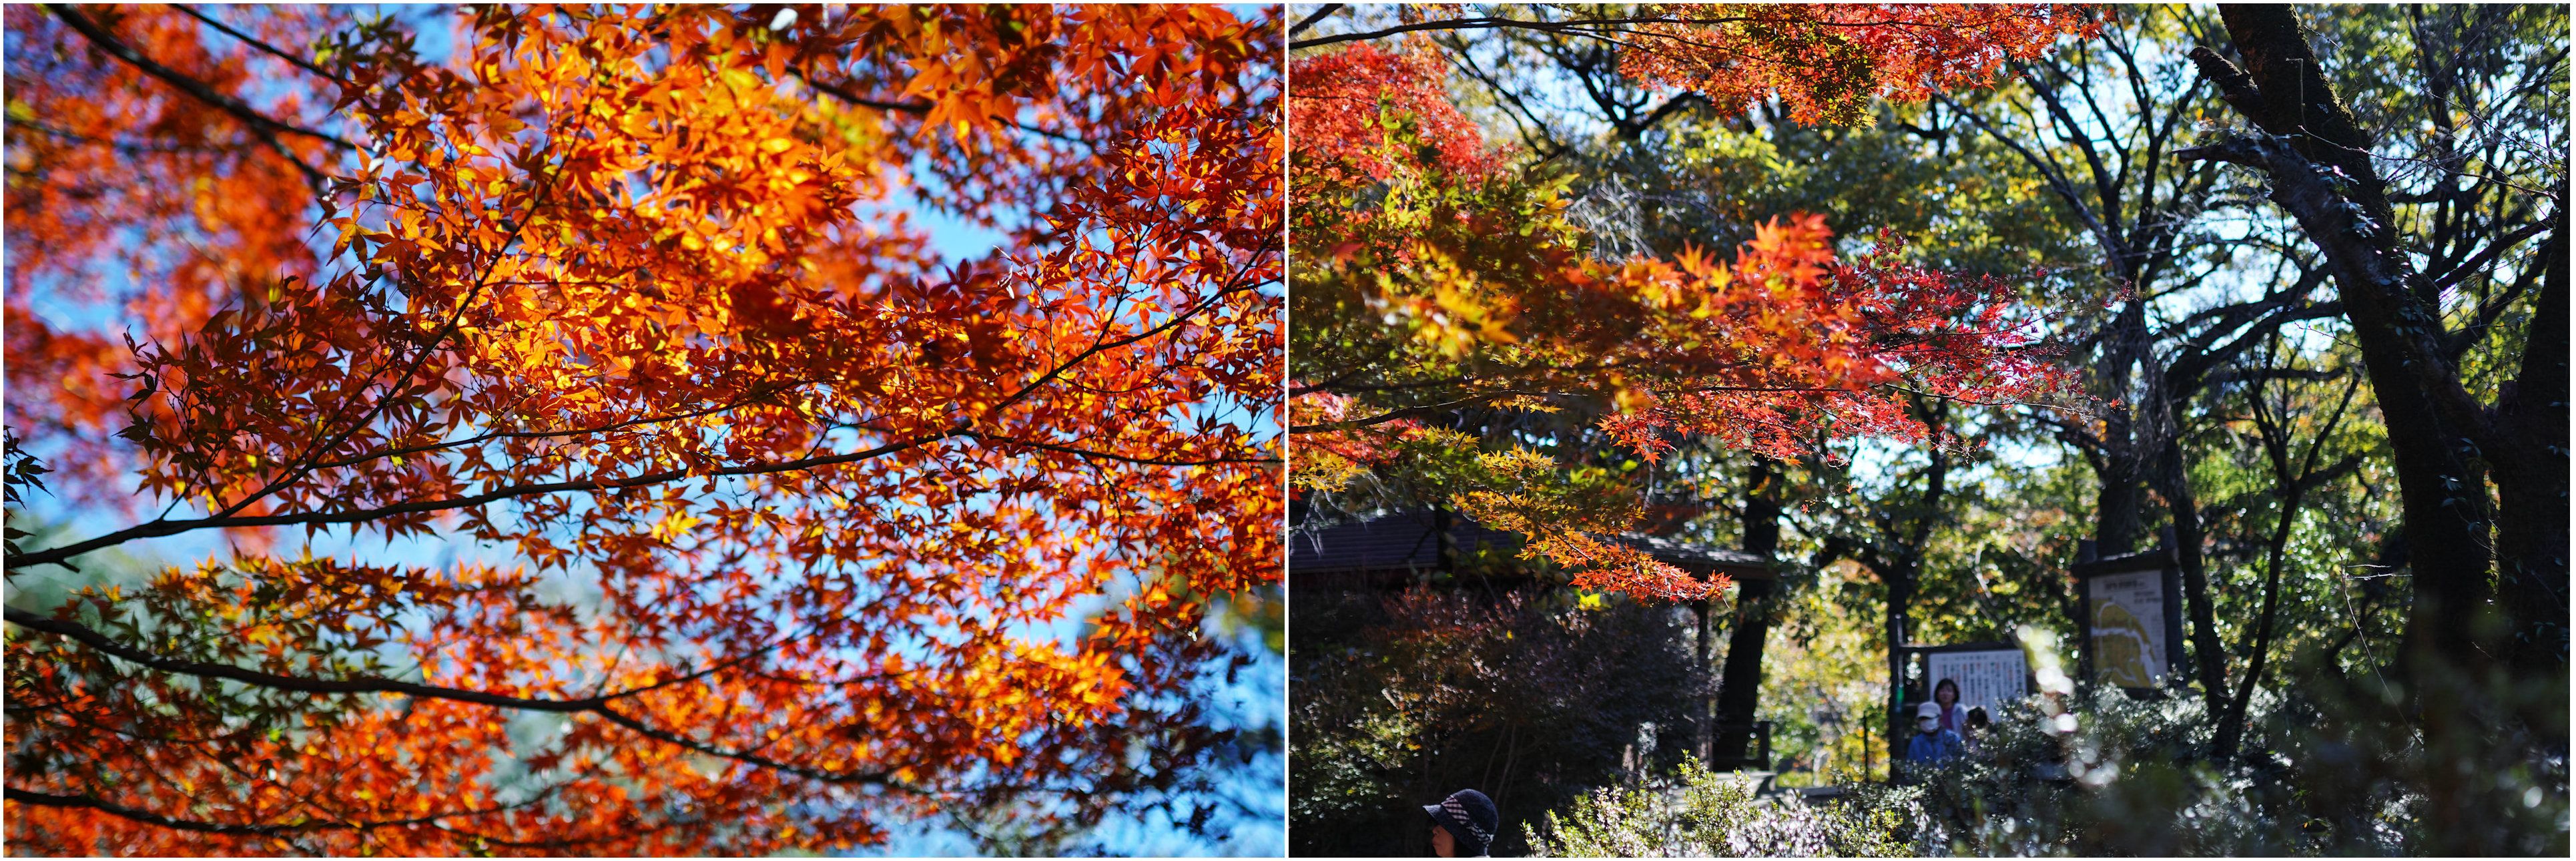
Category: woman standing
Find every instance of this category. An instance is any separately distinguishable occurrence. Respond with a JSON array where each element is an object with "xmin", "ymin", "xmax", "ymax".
[{"xmin": 1929, "ymin": 677, "xmax": 1972, "ymax": 734}]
